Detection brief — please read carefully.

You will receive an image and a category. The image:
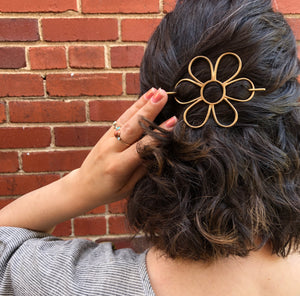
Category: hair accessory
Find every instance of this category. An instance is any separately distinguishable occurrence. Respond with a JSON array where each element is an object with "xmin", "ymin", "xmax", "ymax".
[
  {"xmin": 166, "ymin": 52, "xmax": 265, "ymax": 128},
  {"xmin": 112, "ymin": 121, "xmax": 130, "ymax": 146}
]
